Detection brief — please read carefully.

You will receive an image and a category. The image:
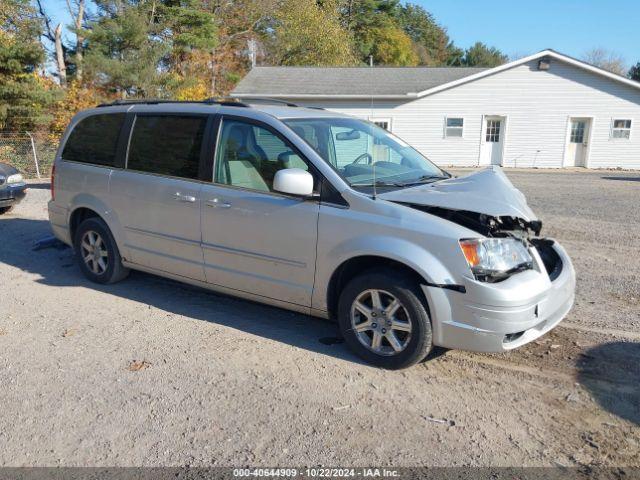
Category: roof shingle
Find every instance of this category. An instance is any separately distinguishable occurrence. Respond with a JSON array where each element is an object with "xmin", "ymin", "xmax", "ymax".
[{"xmin": 232, "ymin": 66, "xmax": 488, "ymax": 97}]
